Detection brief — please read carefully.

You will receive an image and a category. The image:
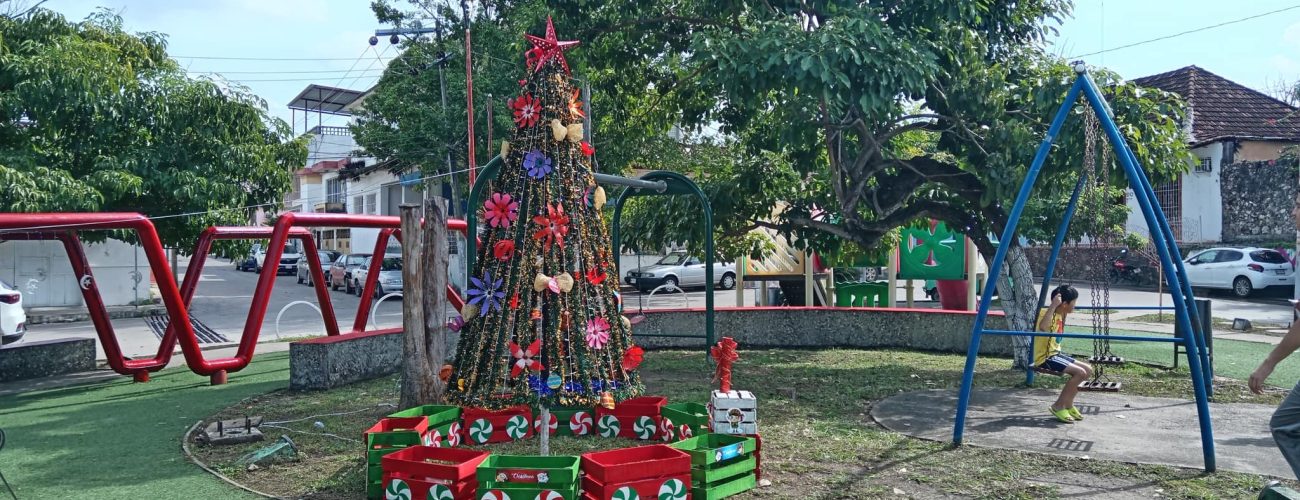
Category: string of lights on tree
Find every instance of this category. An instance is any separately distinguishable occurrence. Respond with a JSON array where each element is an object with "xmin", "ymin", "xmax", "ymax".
[{"xmin": 446, "ymin": 17, "xmax": 645, "ymax": 410}]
